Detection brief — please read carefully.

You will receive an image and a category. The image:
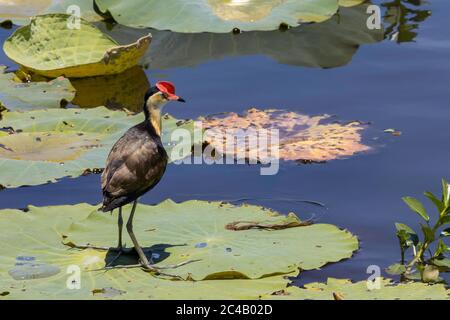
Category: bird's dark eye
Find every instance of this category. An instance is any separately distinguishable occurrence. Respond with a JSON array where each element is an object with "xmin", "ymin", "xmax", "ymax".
[{"xmin": 162, "ymin": 93, "xmax": 169, "ymax": 99}]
